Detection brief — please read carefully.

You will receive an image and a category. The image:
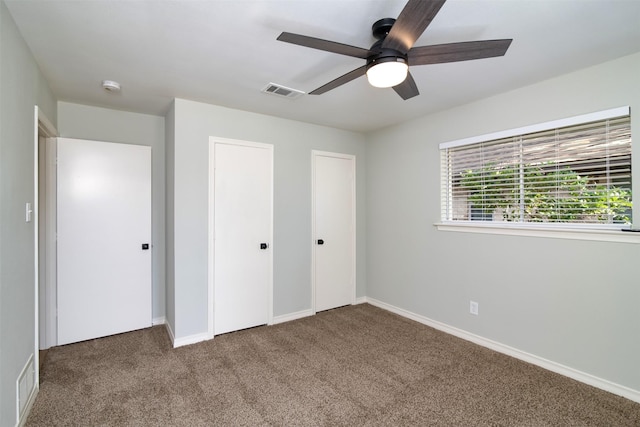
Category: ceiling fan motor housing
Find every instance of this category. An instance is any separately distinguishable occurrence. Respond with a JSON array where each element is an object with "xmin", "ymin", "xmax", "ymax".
[
  {"xmin": 368, "ymin": 20, "xmax": 408, "ymax": 71},
  {"xmin": 366, "ymin": 52, "xmax": 408, "ymax": 72},
  {"xmin": 366, "ymin": 39, "xmax": 408, "ymax": 71}
]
